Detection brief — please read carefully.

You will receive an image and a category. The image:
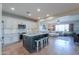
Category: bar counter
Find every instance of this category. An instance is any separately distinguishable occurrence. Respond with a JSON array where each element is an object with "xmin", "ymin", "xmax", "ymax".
[{"xmin": 23, "ymin": 32, "xmax": 49, "ymax": 53}]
